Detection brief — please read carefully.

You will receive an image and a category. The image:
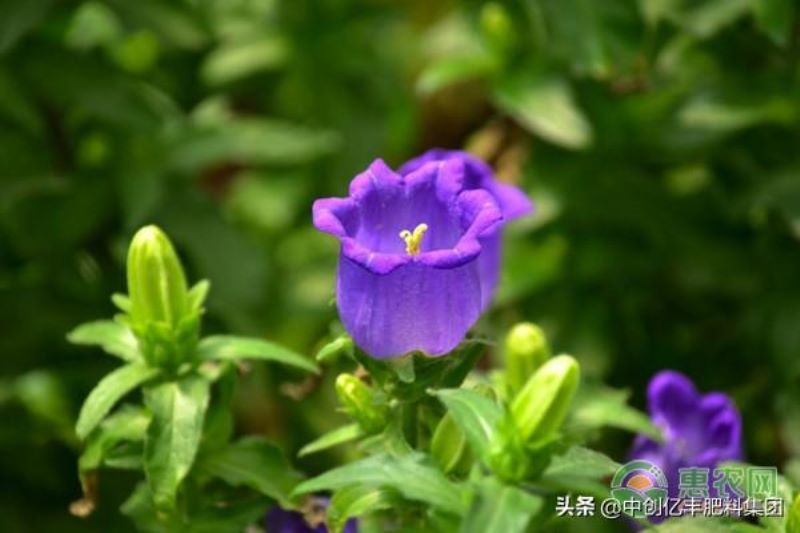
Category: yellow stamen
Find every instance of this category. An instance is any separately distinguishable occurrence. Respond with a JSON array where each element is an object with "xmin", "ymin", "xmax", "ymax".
[{"xmin": 399, "ymin": 223, "xmax": 429, "ymax": 256}]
